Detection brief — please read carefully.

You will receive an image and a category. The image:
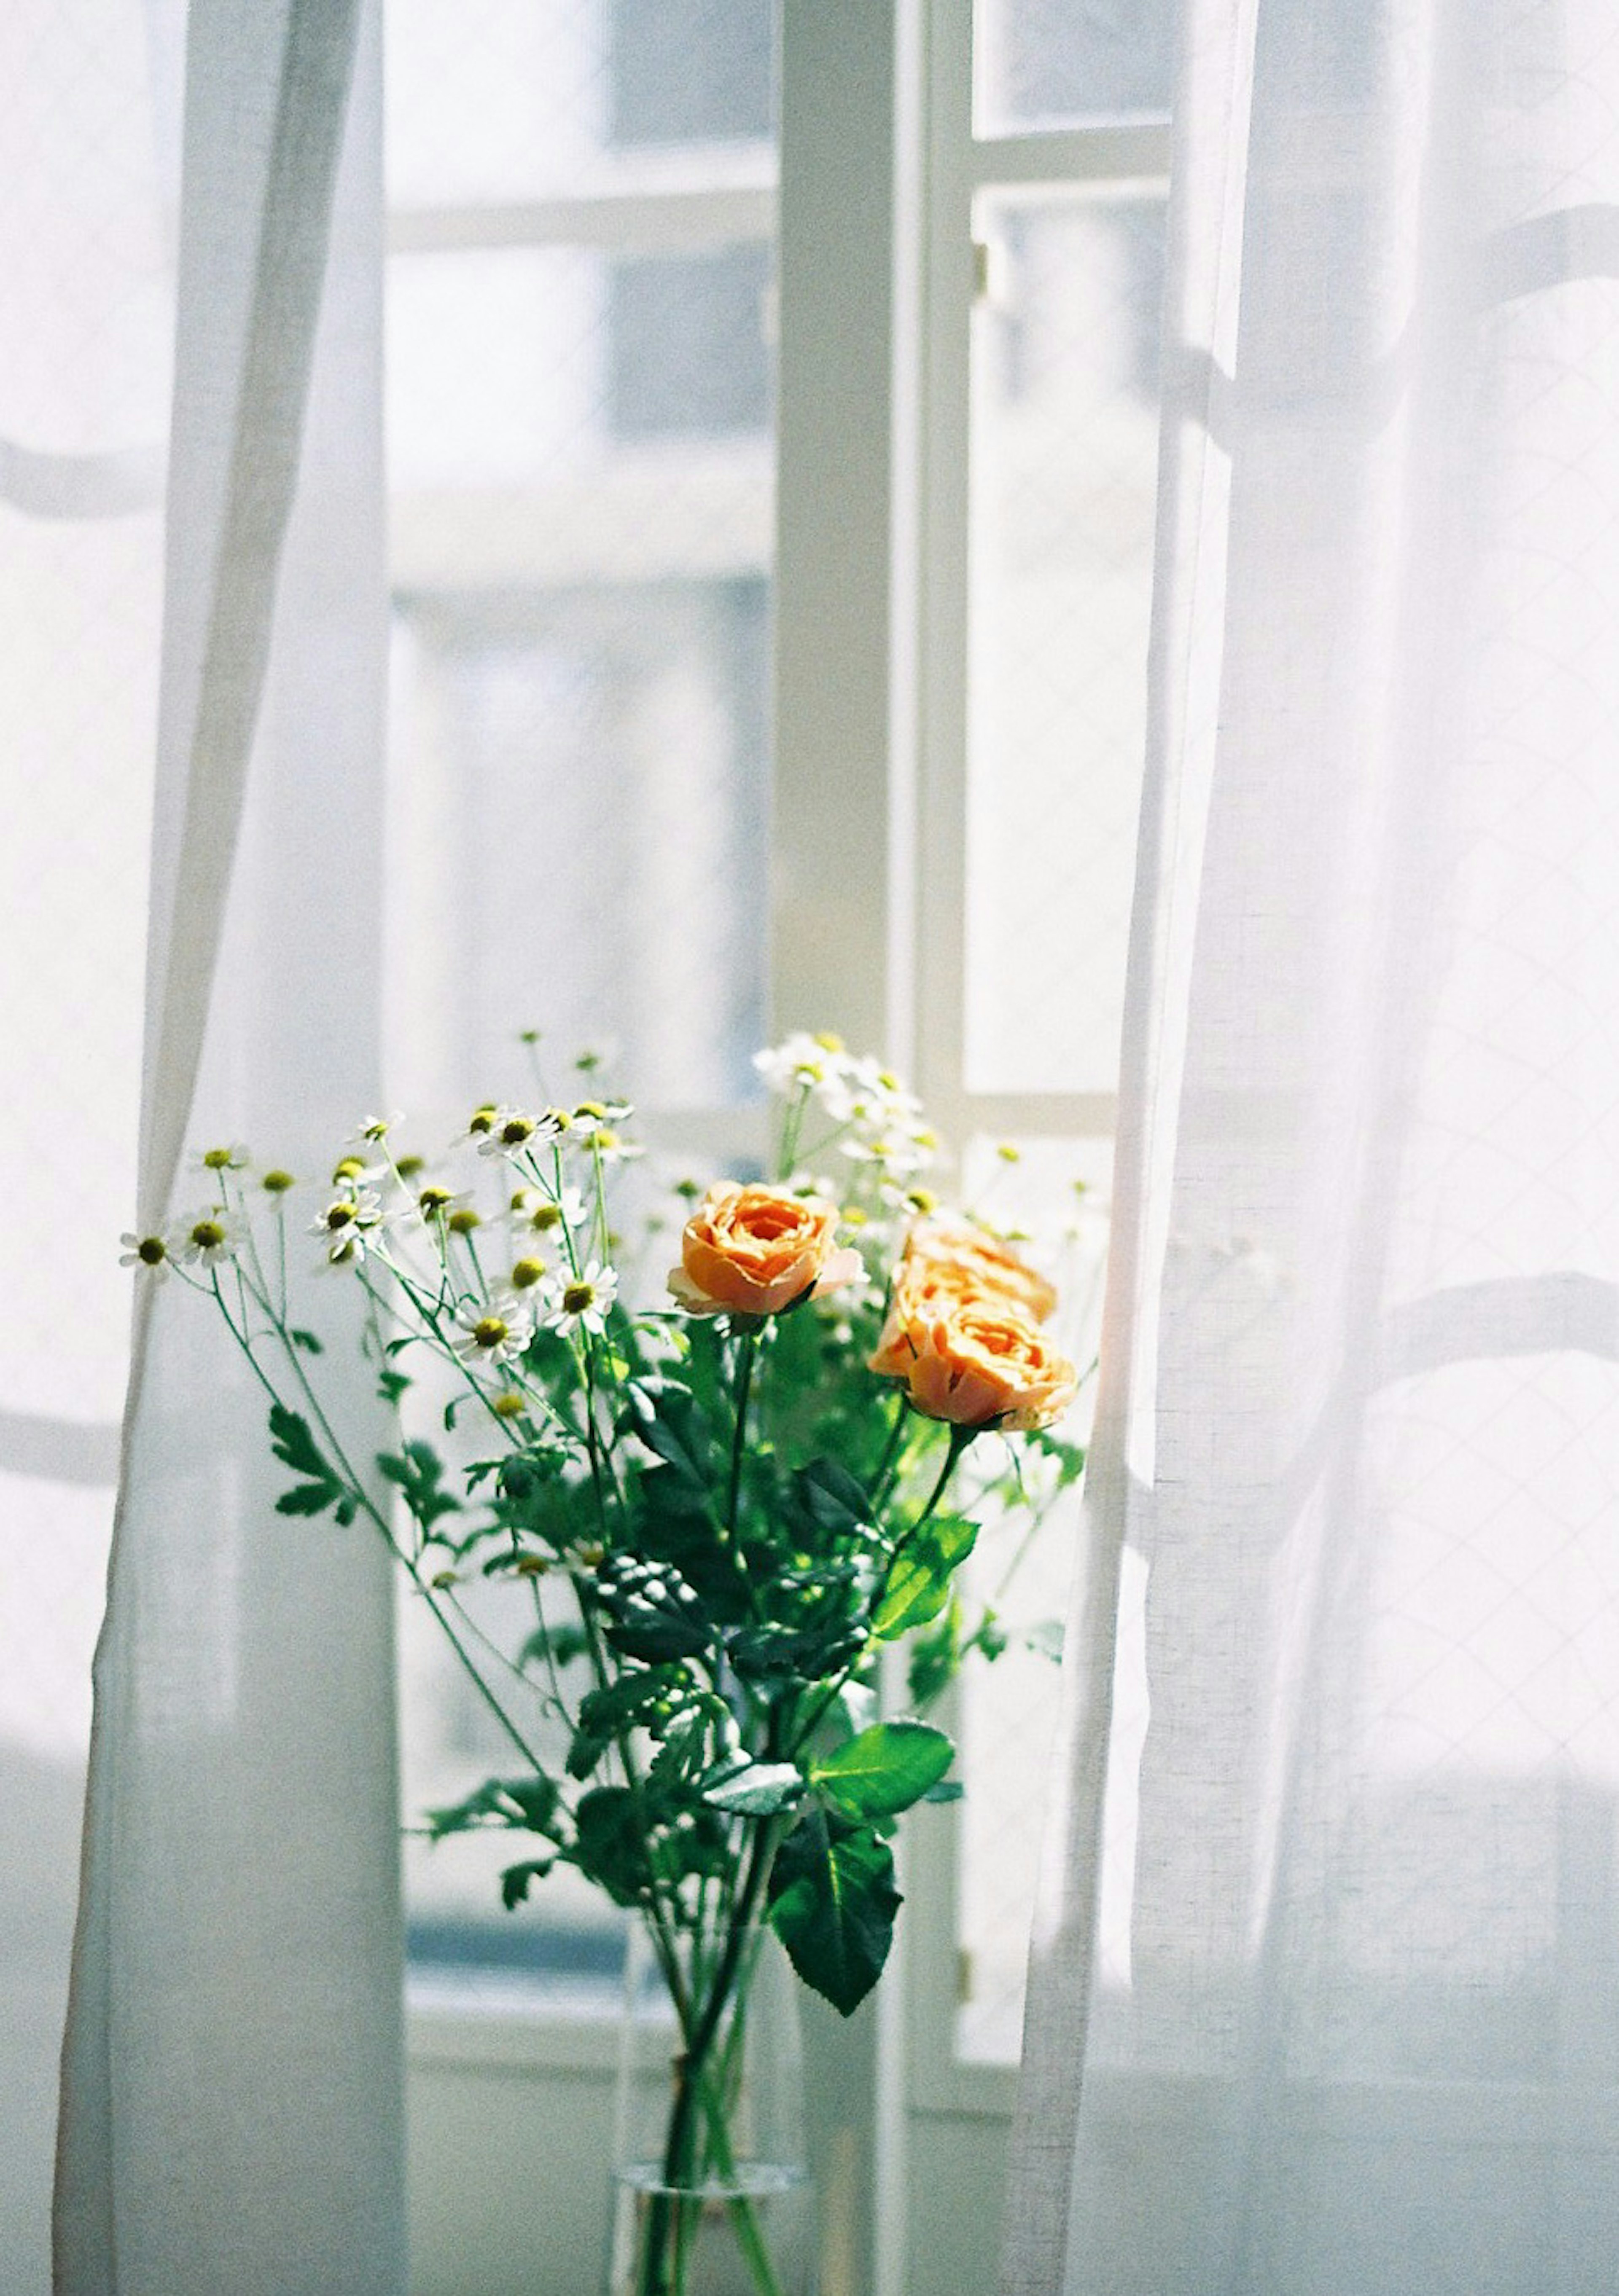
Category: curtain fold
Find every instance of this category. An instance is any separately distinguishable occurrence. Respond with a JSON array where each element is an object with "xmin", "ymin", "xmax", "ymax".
[
  {"xmin": 55, "ymin": 5, "xmax": 404, "ymax": 2292},
  {"xmin": 1006, "ymin": 3, "xmax": 1619, "ymax": 2291}
]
